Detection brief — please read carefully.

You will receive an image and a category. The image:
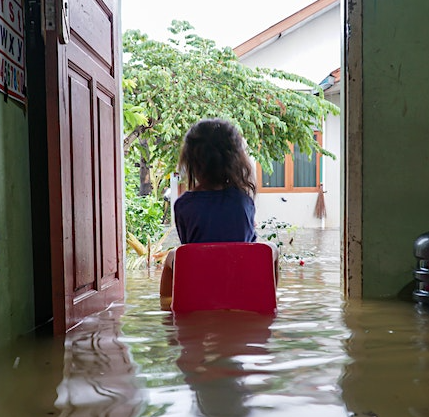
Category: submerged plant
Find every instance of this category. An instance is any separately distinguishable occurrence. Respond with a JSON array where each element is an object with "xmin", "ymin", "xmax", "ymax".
[{"xmin": 259, "ymin": 217, "xmax": 314, "ymax": 266}]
